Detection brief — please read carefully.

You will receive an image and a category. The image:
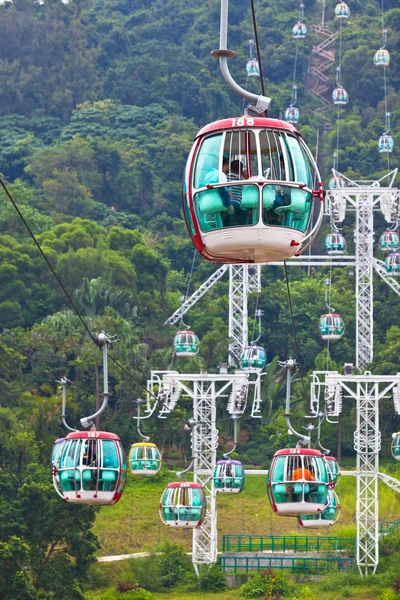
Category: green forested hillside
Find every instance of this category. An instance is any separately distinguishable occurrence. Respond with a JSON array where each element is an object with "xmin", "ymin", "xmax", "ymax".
[{"xmin": 1, "ymin": 0, "xmax": 400, "ymax": 598}]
